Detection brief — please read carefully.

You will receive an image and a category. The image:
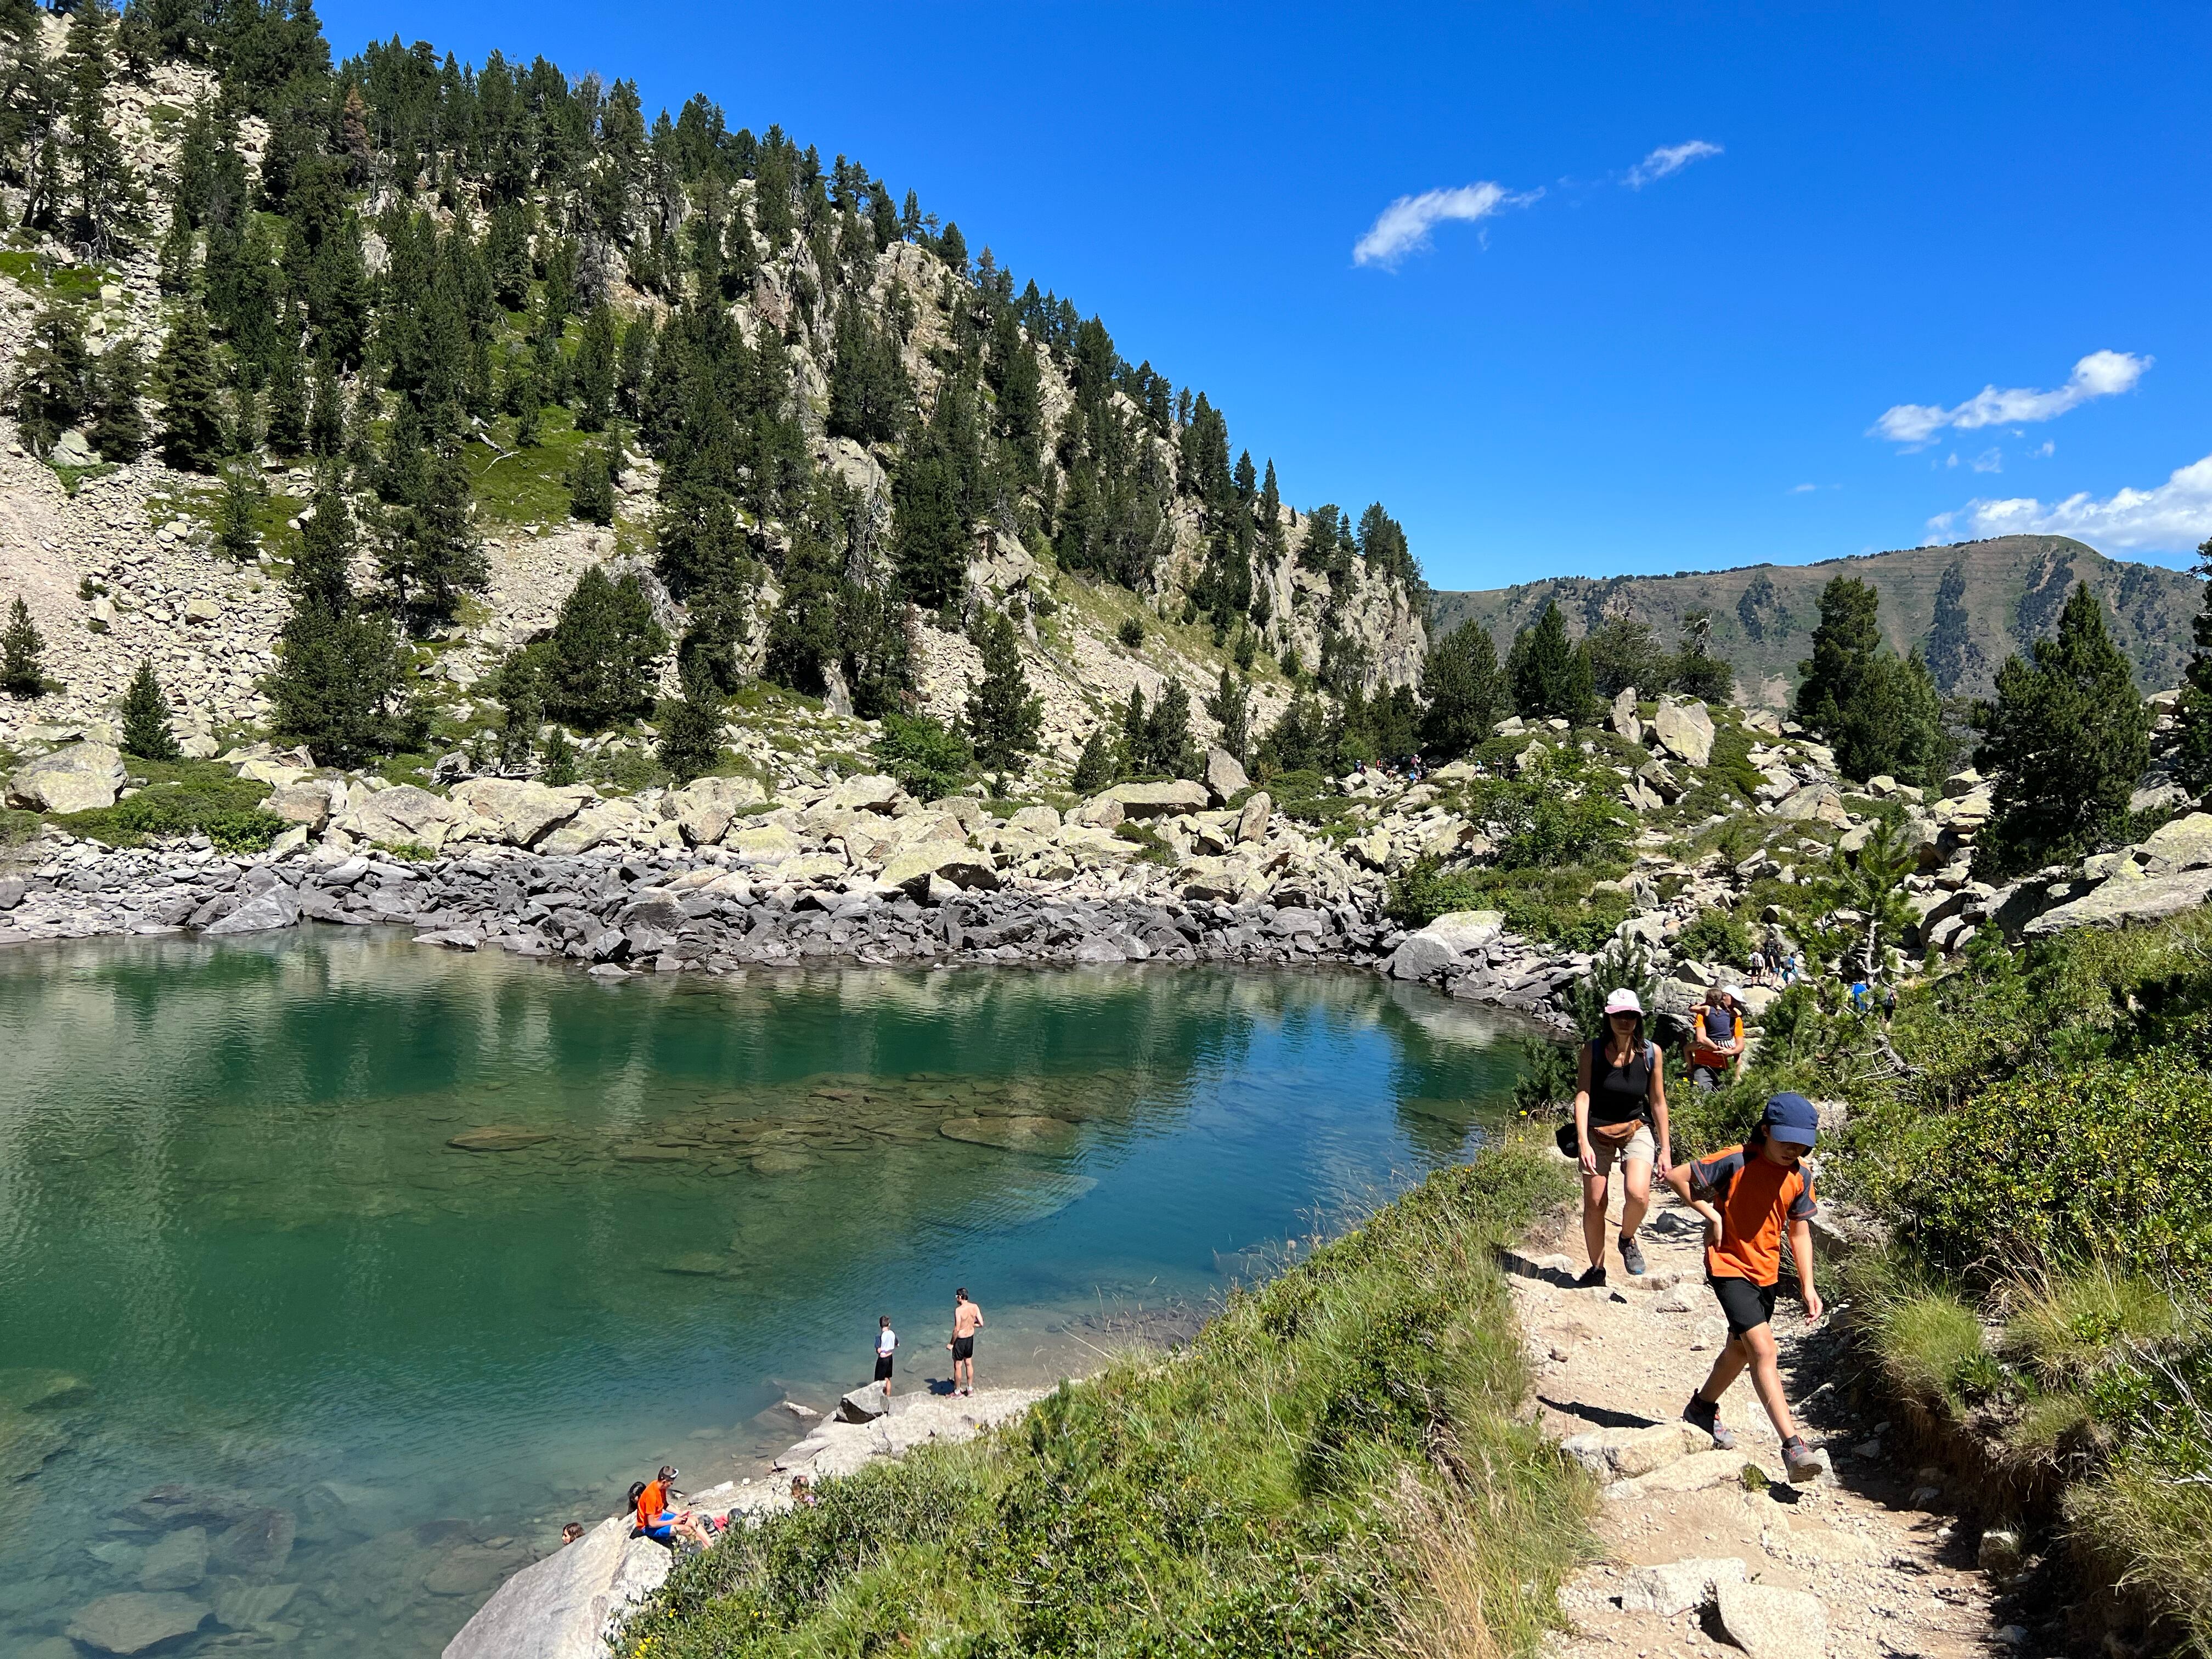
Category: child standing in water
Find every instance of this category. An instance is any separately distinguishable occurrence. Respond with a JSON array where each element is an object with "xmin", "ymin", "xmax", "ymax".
[{"xmin": 1664, "ymin": 1092, "xmax": 1827, "ymax": 1482}]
